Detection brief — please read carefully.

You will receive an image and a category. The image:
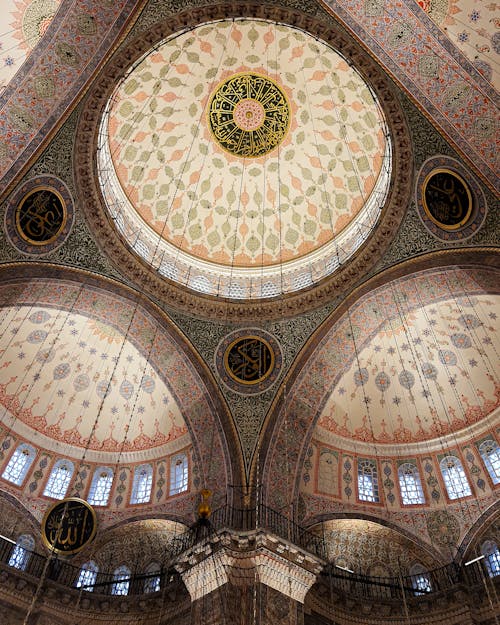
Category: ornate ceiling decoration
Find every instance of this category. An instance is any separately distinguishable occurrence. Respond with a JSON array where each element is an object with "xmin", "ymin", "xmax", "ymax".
[
  {"xmin": 0, "ymin": 266, "xmax": 234, "ymax": 497},
  {"xmin": 75, "ymin": 6, "xmax": 412, "ymax": 319},
  {"xmin": 98, "ymin": 19, "xmax": 391, "ymax": 300}
]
